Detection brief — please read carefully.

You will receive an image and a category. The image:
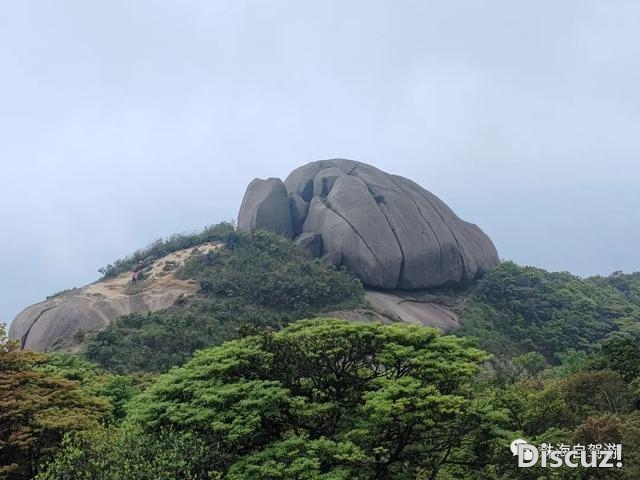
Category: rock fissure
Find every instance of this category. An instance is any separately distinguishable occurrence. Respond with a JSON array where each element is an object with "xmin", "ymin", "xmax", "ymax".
[
  {"xmin": 387, "ymin": 174, "xmax": 446, "ymax": 281},
  {"xmin": 322, "ymin": 198, "xmax": 388, "ymax": 274},
  {"xmin": 20, "ymin": 304, "xmax": 59, "ymax": 349},
  {"xmin": 365, "ymin": 183, "xmax": 406, "ymax": 289},
  {"xmin": 405, "ymin": 182, "xmax": 468, "ymax": 281}
]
